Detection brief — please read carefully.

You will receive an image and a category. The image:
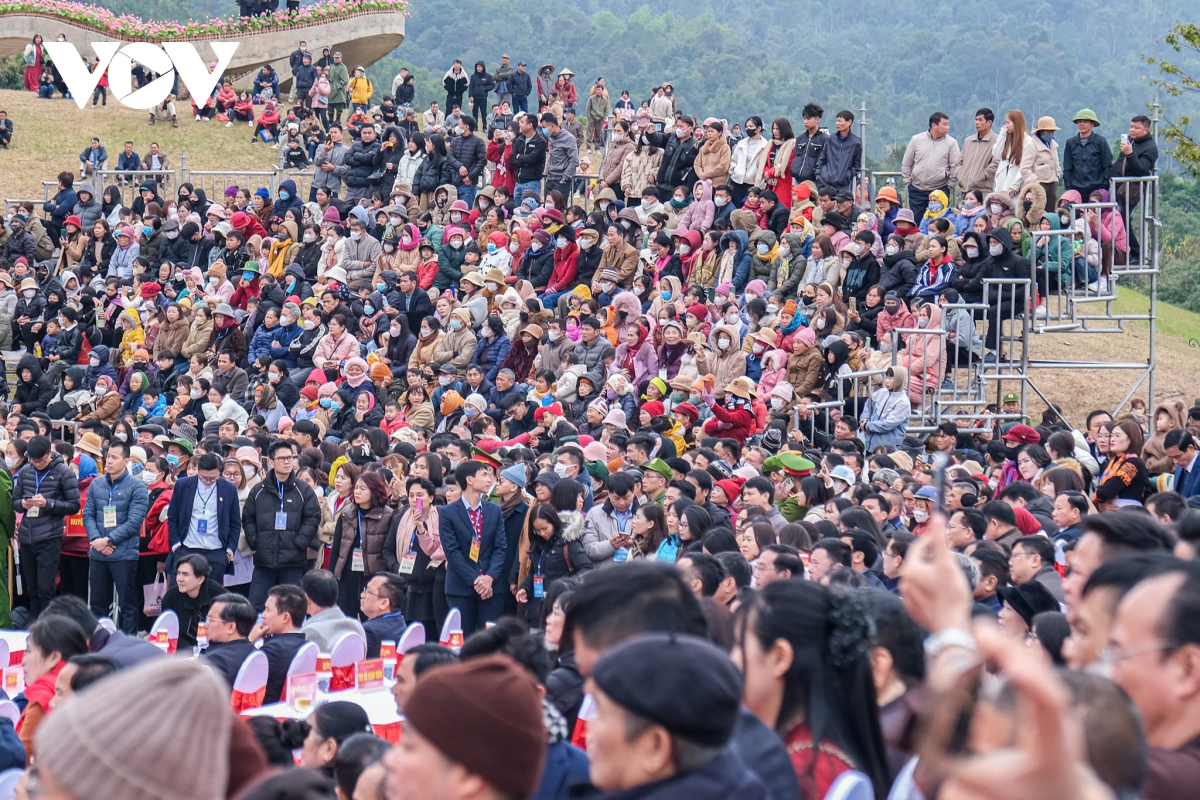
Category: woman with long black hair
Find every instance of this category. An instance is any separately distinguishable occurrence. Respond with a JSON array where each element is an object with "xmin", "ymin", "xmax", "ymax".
[
  {"xmin": 734, "ymin": 580, "xmax": 891, "ymax": 799},
  {"xmin": 514, "ymin": 503, "xmax": 591, "ymax": 628}
]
